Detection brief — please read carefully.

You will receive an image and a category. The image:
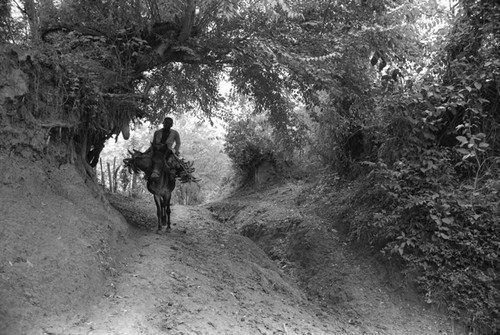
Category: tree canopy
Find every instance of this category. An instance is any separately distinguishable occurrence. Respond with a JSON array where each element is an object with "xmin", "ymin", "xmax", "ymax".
[{"xmin": 1, "ymin": 0, "xmax": 445, "ymax": 169}]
